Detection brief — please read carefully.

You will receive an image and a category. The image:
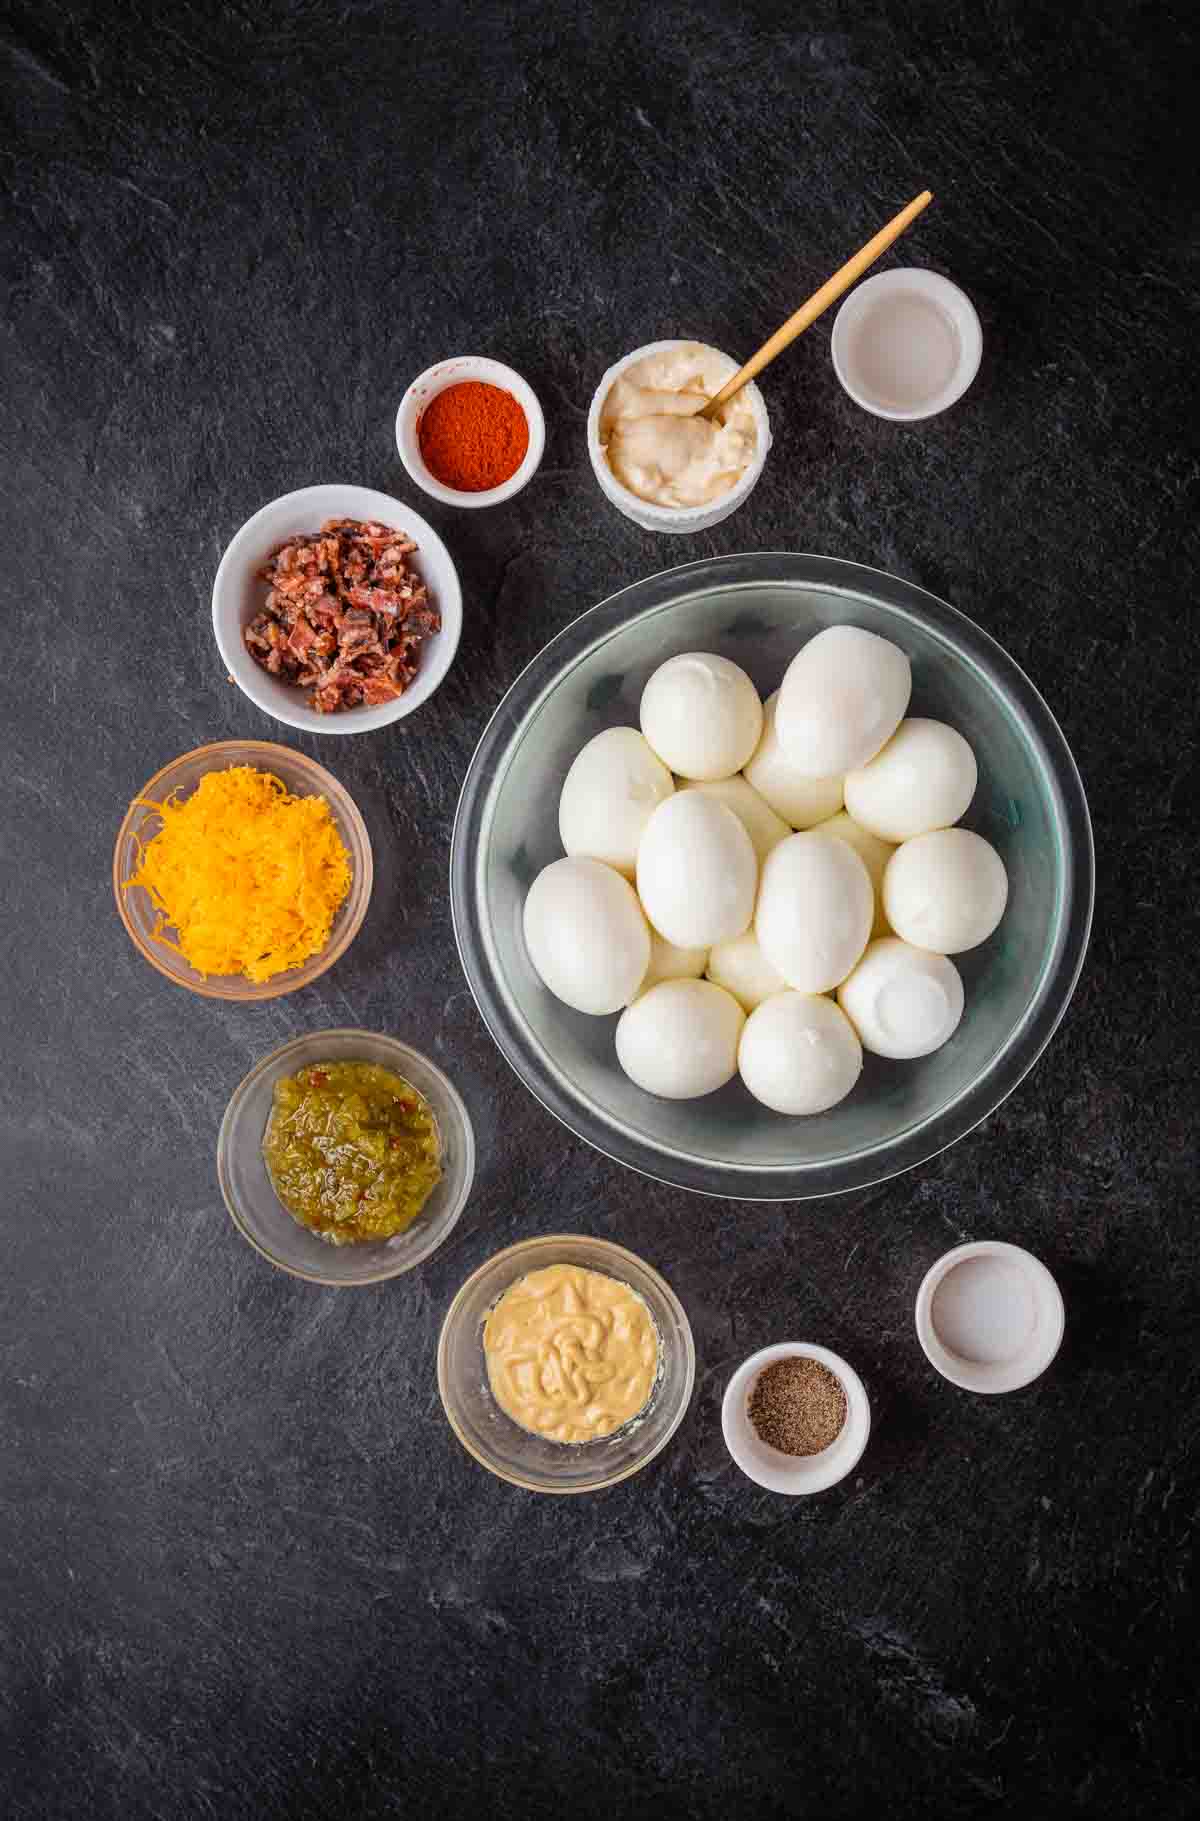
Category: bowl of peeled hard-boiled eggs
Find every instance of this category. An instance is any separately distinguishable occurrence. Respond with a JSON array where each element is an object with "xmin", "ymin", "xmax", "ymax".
[{"xmin": 451, "ymin": 553, "xmax": 1093, "ymax": 1200}]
